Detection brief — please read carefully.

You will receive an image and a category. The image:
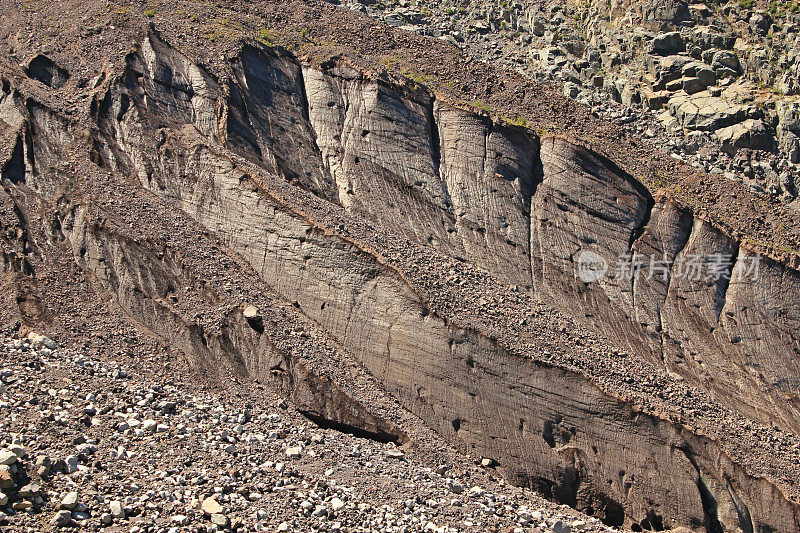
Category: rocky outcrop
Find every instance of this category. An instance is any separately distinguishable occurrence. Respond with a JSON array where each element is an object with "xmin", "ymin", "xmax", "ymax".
[
  {"xmin": 4, "ymin": 28, "xmax": 800, "ymax": 531},
  {"xmin": 226, "ymin": 44, "xmax": 334, "ymax": 199},
  {"xmin": 532, "ymin": 135, "xmax": 800, "ymax": 433},
  {"xmin": 666, "ymin": 91, "xmax": 754, "ymax": 132},
  {"xmin": 715, "ymin": 118, "xmax": 772, "ymax": 155},
  {"xmin": 302, "ymin": 62, "xmax": 537, "ymax": 286},
  {"xmin": 22, "ymin": 103, "xmax": 407, "ymax": 447},
  {"xmin": 351, "ymin": 0, "xmax": 800, "ymax": 203}
]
